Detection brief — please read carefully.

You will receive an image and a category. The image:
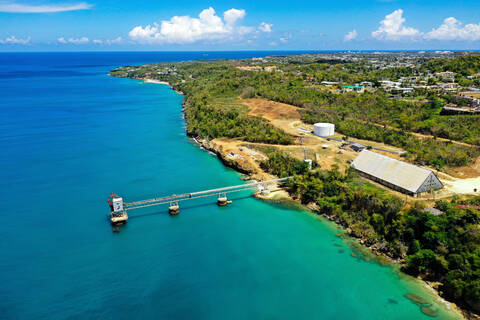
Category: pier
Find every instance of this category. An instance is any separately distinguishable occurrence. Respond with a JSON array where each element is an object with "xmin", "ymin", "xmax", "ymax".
[{"xmin": 107, "ymin": 177, "xmax": 292, "ymax": 224}]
